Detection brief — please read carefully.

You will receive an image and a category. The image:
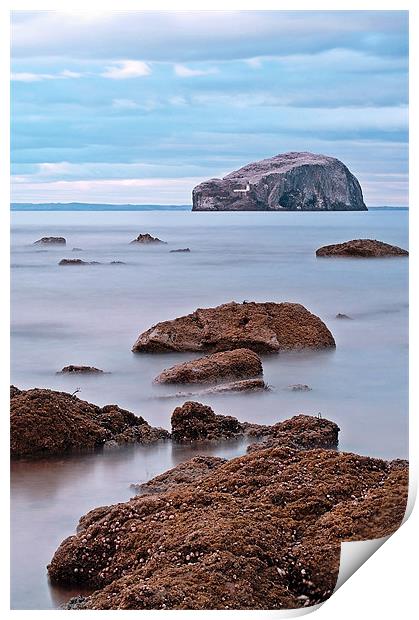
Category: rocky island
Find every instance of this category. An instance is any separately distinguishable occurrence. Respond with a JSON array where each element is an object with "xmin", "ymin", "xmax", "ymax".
[{"xmin": 192, "ymin": 152, "xmax": 367, "ymax": 212}]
